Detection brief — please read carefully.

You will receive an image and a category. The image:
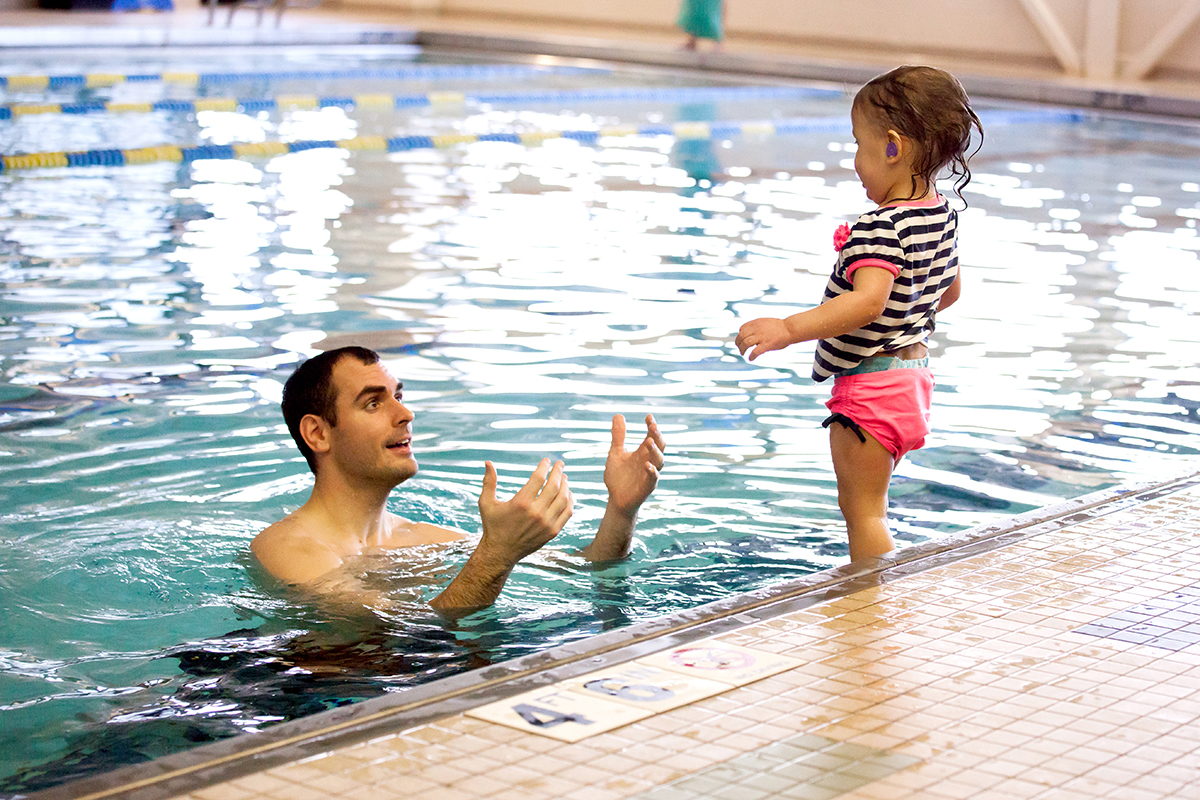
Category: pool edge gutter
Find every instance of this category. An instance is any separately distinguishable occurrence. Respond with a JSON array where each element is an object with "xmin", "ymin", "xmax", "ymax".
[
  {"xmin": 28, "ymin": 466, "xmax": 1200, "ymax": 800},
  {"xmin": 412, "ymin": 31, "xmax": 1200, "ymax": 119}
]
